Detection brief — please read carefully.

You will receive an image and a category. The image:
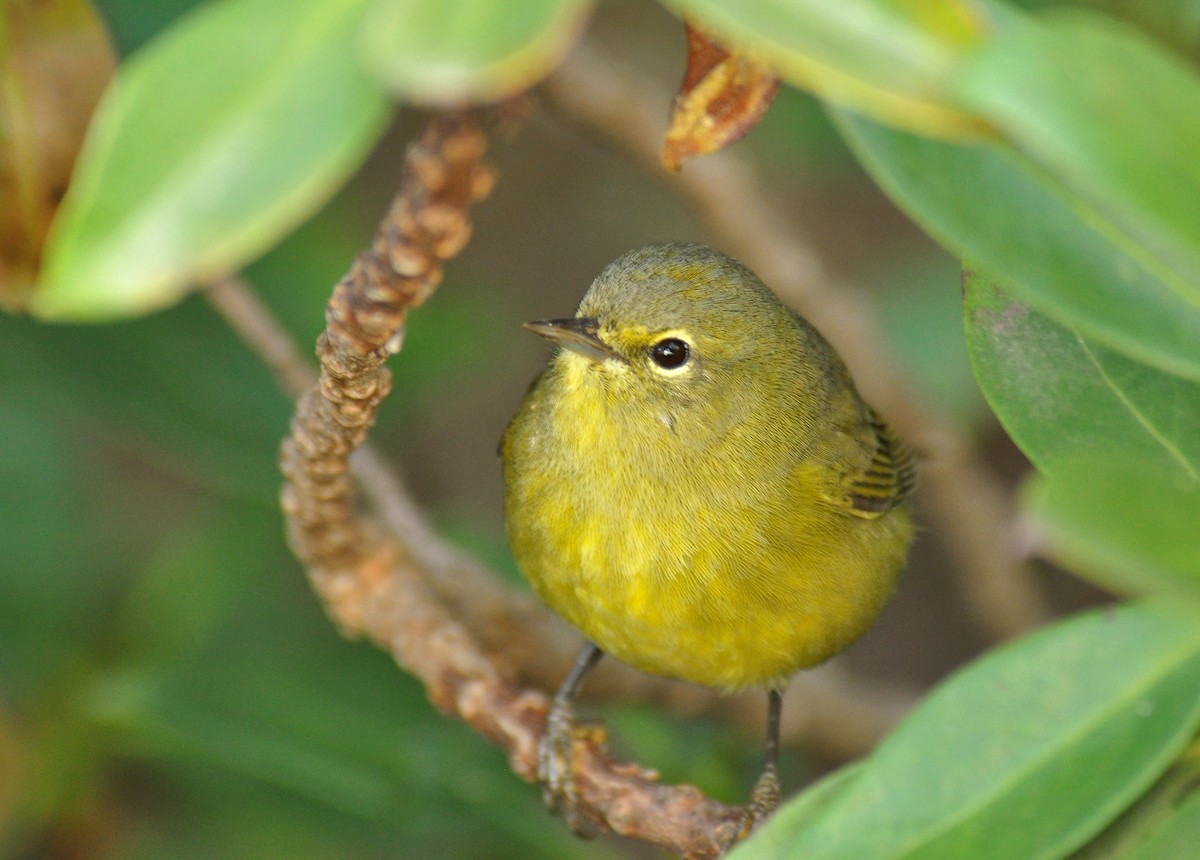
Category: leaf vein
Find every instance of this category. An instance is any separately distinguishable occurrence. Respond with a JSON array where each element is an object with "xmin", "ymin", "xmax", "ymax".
[{"xmin": 1074, "ymin": 332, "xmax": 1199, "ymax": 481}]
